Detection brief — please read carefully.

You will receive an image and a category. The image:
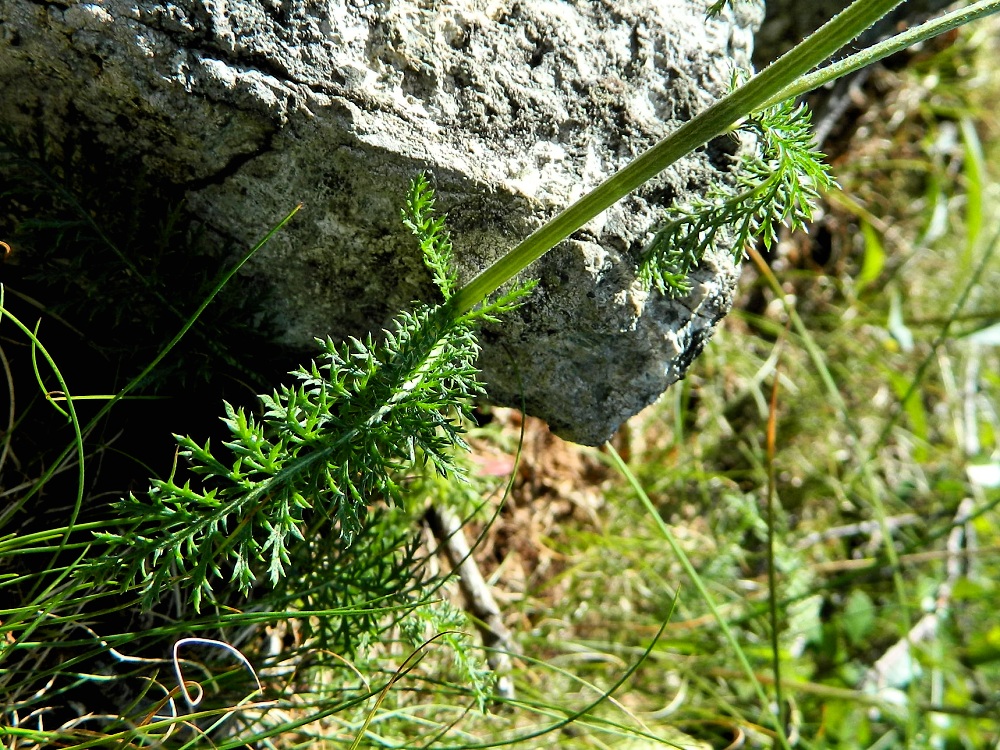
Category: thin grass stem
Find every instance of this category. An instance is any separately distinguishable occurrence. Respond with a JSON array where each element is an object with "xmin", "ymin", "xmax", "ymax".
[
  {"xmin": 763, "ymin": 0, "xmax": 1000, "ymax": 109},
  {"xmin": 606, "ymin": 442, "xmax": 791, "ymax": 750},
  {"xmin": 765, "ymin": 341, "xmax": 787, "ymax": 738},
  {"xmin": 0, "ymin": 295, "xmax": 86, "ymax": 578}
]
